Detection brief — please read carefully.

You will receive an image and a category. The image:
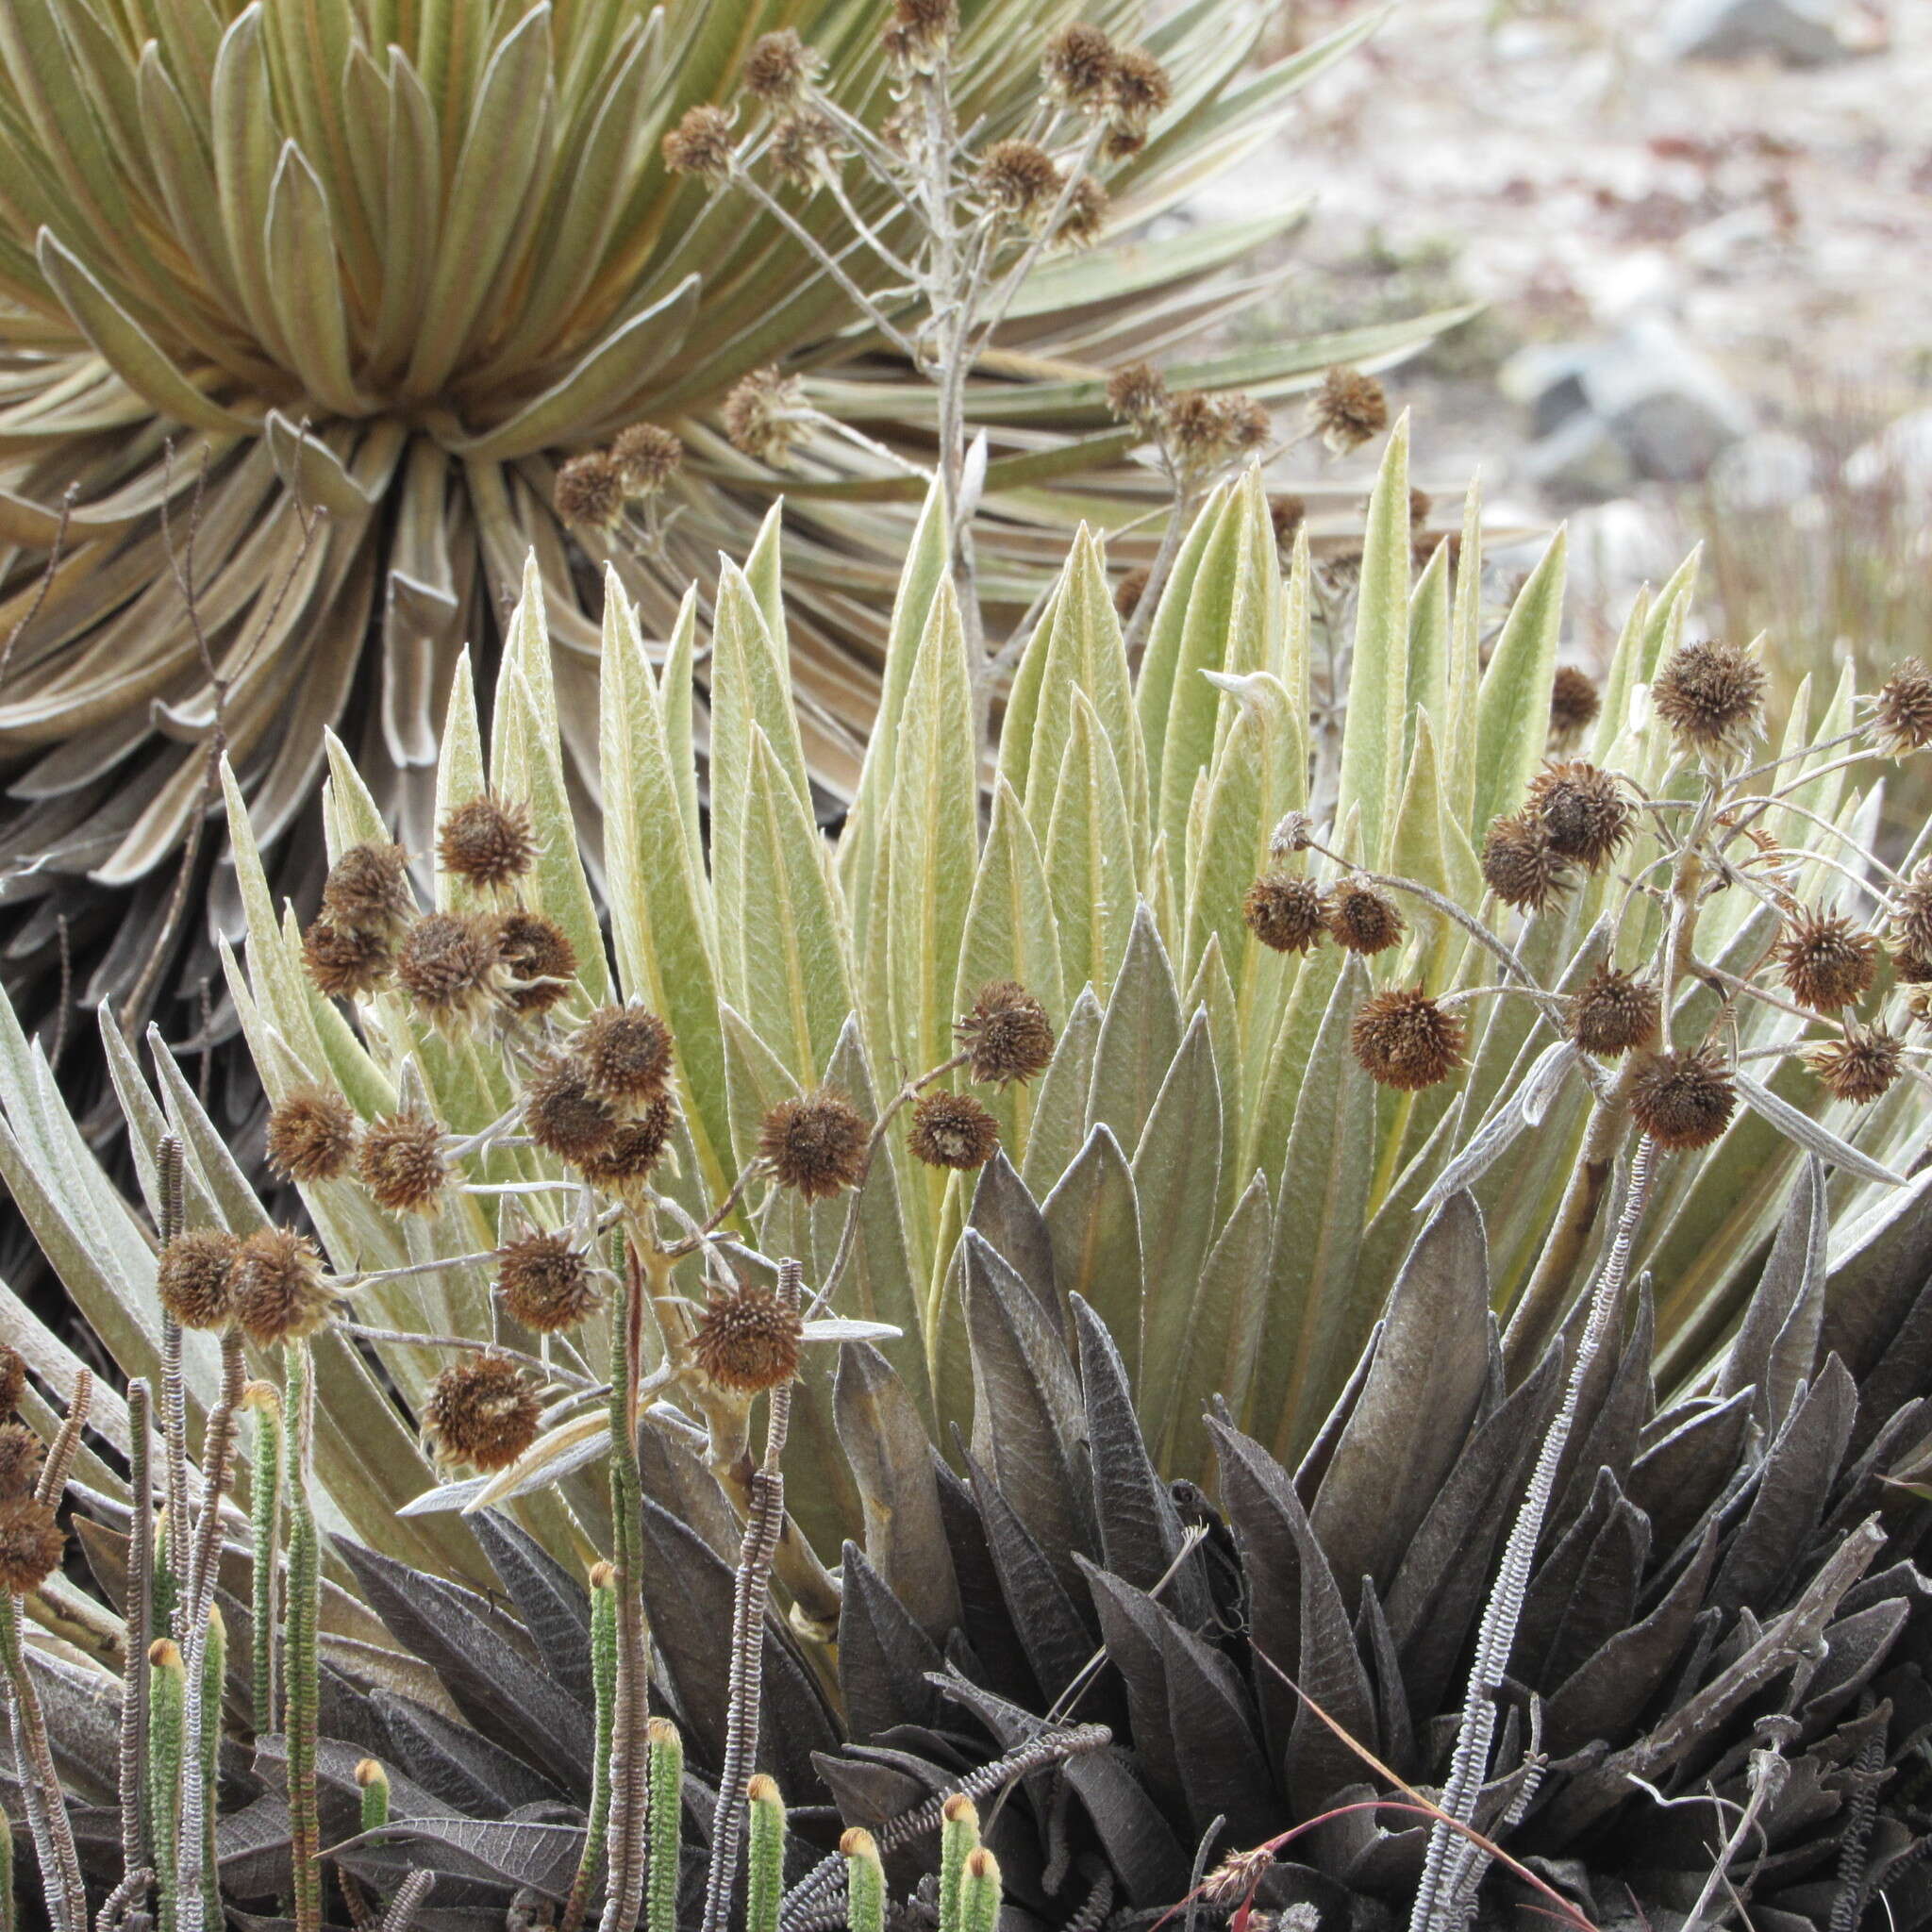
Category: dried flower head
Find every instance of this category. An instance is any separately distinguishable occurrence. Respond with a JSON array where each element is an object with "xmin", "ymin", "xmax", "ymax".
[
  {"xmin": 578, "ymin": 1004, "xmax": 675, "ymax": 1107},
  {"xmin": 1350, "ymin": 989, "xmax": 1465, "ymax": 1091},
  {"xmin": 395, "ymin": 912, "xmax": 507, "ymax": 1032},
  {"xmin": 522, "ymin": 1055, "xmax": 619, "ymax": 1165},
  {"xmin": 266, "ymin": 1088, "xmax": 358, "ymax": 1185},
  {"xmin": 231, "ymin": 1228, "xmax": 338, "ymax": 1345},
  {"xmin": 1526, "ymin": 761, "xmax": 1632, "ymax": 870},
  {"xmin": 1107, "ymin": 47, "xmax": 1173, "ymax": 127},
  {"xmin": 1629, "ymin": 1048, "xmax": 1735, "ymax": 1151},
  {"xmin": 322, "ymin": 841, "xmax": 413, "ymax": 939},
  {"xmin": 1244, "ymin": 874, "xmax": 1327, "ymax": 954},
  {"xmin": 1570, "ymin": 967, "xmax": 1662, "ymax": 1058},
  {"xmin": 1651, "ymin": 639, "xmax": 1766, "ymax": 757},
  {"xmin": 723, "ymin": 366, "xmax": 809, "ymax": 467},
  {"xmin": 1042, "ymin": 23, "xmax": 1115, "ymax": 106},
  {"xmin": 1807, "ymin": 1026, "xmax": 1905, "ymax": 1105},
  {"xmin": 1892, "ymin": 864, "xmax": 1932, "ymax": 960},
  {"xmin": 496, "ymin": 1232, "xmax": 600, "ymax": 1334},
  {"xmin": 1550, "ymin": 665, "xmax": 1602, "ymax": 746},
  {"xmin": 1106, "ymin": 361, "xmax": 1169, "ymax": 434},
  {"xmin": 691, "ymin": 1280, "xmax": 805, "ymax": 1394},
  {"xmin": 1896, "ymin": 944, "xmax": 1932, "ymax": 986},
  {"xmin": 1113, "ymin": 566, "xmax": 1151, "ymax": 620},
  {"xmin": 0, "ymin": 1424, "xmax": 42, "ymax": 1499},
  {"xmin": 662, "ymin": 103, "xmax": 737, "ymax": 178},
  {"xmin": 1218, "ymin": 392, "xmax": 1273, "ymax": 455},
  {"xmin": 1310, "ymin": 366, "xmax": 1389, "ymax": 455},
  {"xmin": 1202, "ymin": 1846, "xmax": 1278, "ymax": 1908},
  {"xmin": 767, "ymin": 109, "xmax": 844, "ymax": 186},
  {"xmin": 437, "ymin": 795, "xmax": 535, "ymax": 889},
  {"xmin": 979, "ymin": 140, "xmax": 1061, "ymax": 223},
  {"xmin": 492, "ymin": 910, "xmax": 578, "ymax": 1017},
  {"xmin": 578, "ymin": 1098, "xmax": 677, "ymax": 1195},
  {"xmin": 1872, "ymin": 659, "xmax": 1932, "ymax": 756},
  {"xmin": 157, "ymin": 1229, "xmax": 242, "ymax": 1330},
  {"xmin": 1052, "ymin": 174, "xmax": 1108, "ymax": 251},
  {"xmin": 1270, "ymin": 811, "xmax": 1315, "ymax": 857},
  {"xmin": 0, "ymin": 1493, "xmax": 64, "ymax": 1594},
  {"xmin": 742, "ymin": 28, "xmax": 821, "ymax": 105},
  {"xmin": 888, "ymin": 0, "xmax": 958, "ymax": 68},
  {"xmin": 957, "ymin": 981, "xmax": 1057, "ymax": 1086},
  {"xmin": 302, "ymin": 916, "xmax": 391, "ymax": 1001},
  {"xmin": 425, "ymin": 1356, "xmax": 541, "ymax": 1472},
  {"xmin": 0, "ymin": 1349, "xmax": 23, "ymax": 1419},
  {"xmin": 553, "ymin": 452, "xmax": 626, "ymax": 531},
  {"xmin": 758, "ymin": 1091, "xmax": 870, "ymax": 1199},
  {"xmin": 1481, "ymin": 811, "xmax": 1573, "ymax": 913},
  {"xmin": 358, "ymin": 1109, "xmax": 449, "ymax": 1217},
  {"xmin": 1269, "ymin": 494, "xmax": 1307, "ymax": 551},
  {"xmin": 1773, "ymin": 908, "xmax": 1878, "ymax": 1012},
  {"xmin": 1324, "ymin": 880, "xmax": 1405, "ymax": 955},
  {"xmin": 908, "ymin": 1091, "xmax": 1000, "ymax": 1170},
  {"xmin": 610, "ymin": 423, "xmax": 684, "ymax": 496}
]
